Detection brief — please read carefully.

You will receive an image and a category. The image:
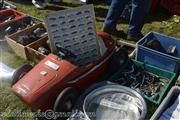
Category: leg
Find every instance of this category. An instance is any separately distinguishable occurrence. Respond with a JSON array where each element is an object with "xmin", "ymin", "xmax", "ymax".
[
  {"xmin": 103, "ymin": 0, "xmax": 127, "ymax": 30},
  {"xmin": 128, "ymin": 0, "xmax": 147, "ymax": 41}
]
